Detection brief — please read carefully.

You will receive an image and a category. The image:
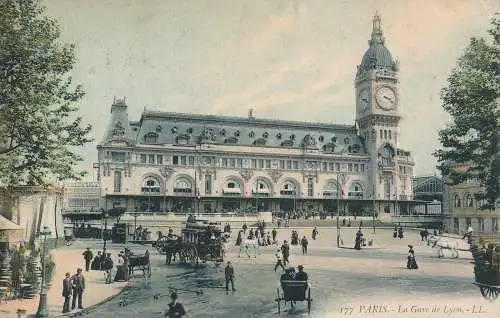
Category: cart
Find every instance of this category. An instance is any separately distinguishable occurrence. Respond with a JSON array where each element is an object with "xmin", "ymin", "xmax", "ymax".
[
  {"xmin": 470, "ymin": 239, "xmax": 500, "ymax": 301},
  {"xmin": 275, "ymin": 280, "xmax": 312, "ymax": 314}
]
